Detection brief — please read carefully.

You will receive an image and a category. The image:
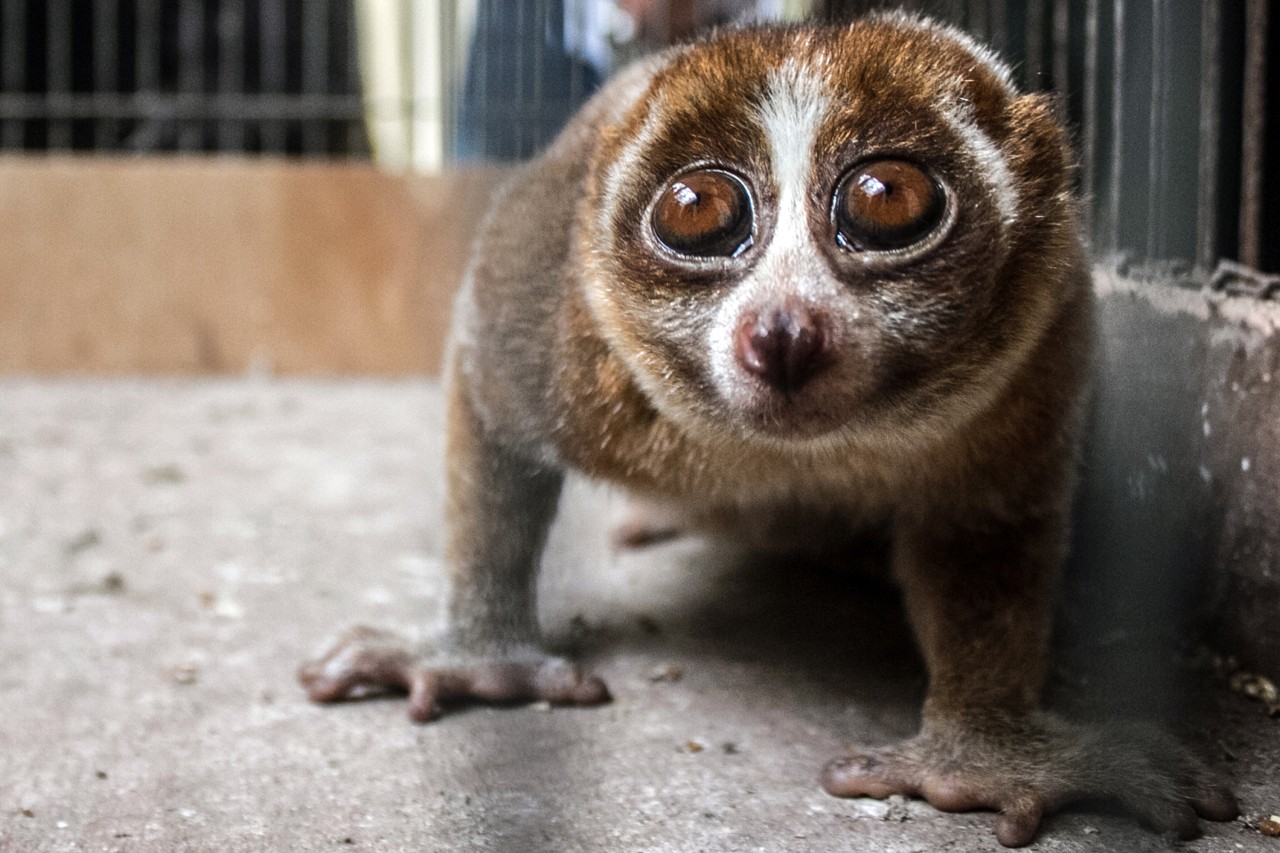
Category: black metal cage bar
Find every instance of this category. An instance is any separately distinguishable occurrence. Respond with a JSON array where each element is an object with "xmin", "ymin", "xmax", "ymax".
[
  {"xmin": 0, "ymin": 0, "xmax": 367, "ymax": 155},
  {"xmin": 1239, "ymin": 0, "xmax": 1270, "ymax": 271}
]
